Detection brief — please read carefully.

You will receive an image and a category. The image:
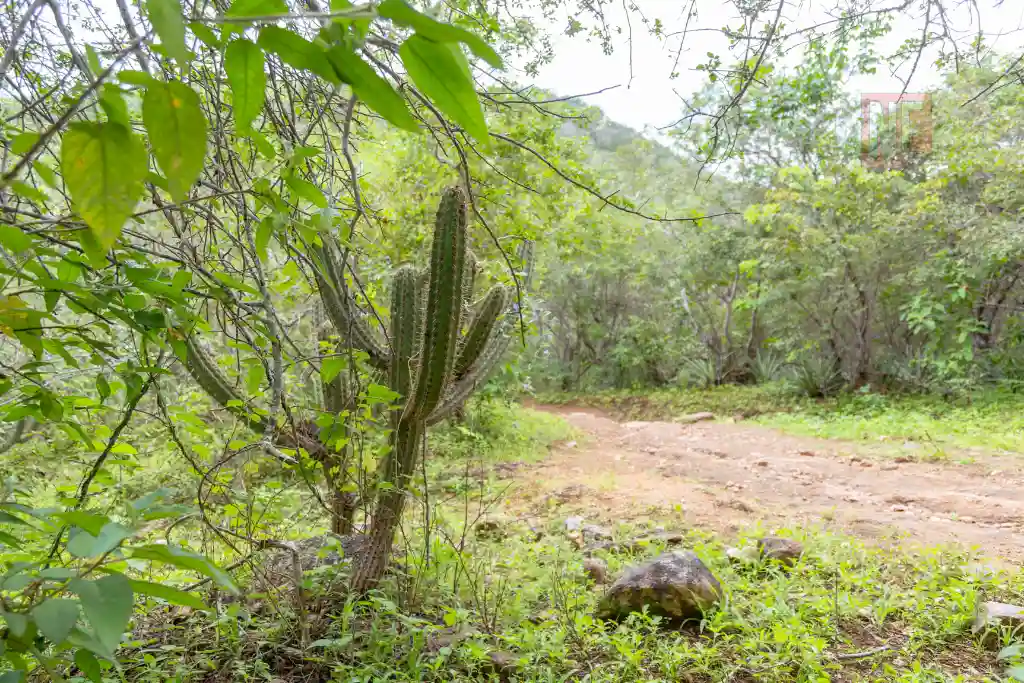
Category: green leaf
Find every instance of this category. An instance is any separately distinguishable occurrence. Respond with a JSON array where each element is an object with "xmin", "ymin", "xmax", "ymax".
[
  {"xmin": 224, "ymin": 39, "xmax": 266, "ymax": 134},
  {"xmin": 1010, "ymin": 666, "xmax": 1024, "ymax": 682},
  {"xmin": 0, "ymin": 225, "xmax": 32, "ymax": 253},
  {"xmin": 69, "ymin": 574, "xmax": 133, "ymax": 653},
  {"xmin": 0, "ymin": 671, "xmax": 25, "ymax": 683},
  {"xmin": 143, "ymin": 80, "xmax": 208, "ymax": 201},
  {"xmin": 326, "ymin": 46, "xmax": 418, "ymax": 132},
  {"xmin": 188, "ymin": 22, "xmax": 220, "ymax": 49},
  {"xmin": 129, "ymin": 580, "xmax": 208, "ymax": 610},
  {"xmin": 32, "ymin": 598, "xmax": 80, "ymax": 644},
  {"xmin": 67, "ymin": 522, "xmax": 133, "ymax": 558},
  {"xmin": 99, "ymin": 85, "xmax": 130, "ymax": 128},
  {"xmin": 257, "ymin": 26, "xmax": 337, "ymax": 83},
  {"xmin": 0, "ymin": 530, "xmax": 23, "ymax": 548},
  {"xmin": 255, "ymin": 215, "xmax": 274, "ymax": 260},
  {"xmin": 118, "ymin": 70, "xmax": 157, "ymax": 86},
  {"xmin": 61, "ymin": 122, "xmax": 147, "ymax": 251},
  {"xmin": 74, "ymin": 649, "xmax": 103, "ymax": 682},
  {"xmin": 130, "ymin": 544, "xmax": 238, "ymax": 593},
  {"xmin": 146, "ymin": 0, "xmax": 188, "ymax": 64},
  {"xmin": 378, "ymin": 0, "xmax": 501, "ymax": 68},
  {"xmin": 398, "ymin": 36, "xmax": 487, "ymax": 141},
  {"xmin": 226, "ymin": 0, "xmax": 286, "ymax": 17},
  {"xmin": 285, "ymin": 174, "xmax": 326, "ymax": 208},
  {"xmin": 245, "ymin": 362, "xmax": 263, "ymax": 394},
  {"xmin": 321, "ymin": 357, "xmax": 346, "ymax": 383},
  {"xmin": 2, "ymin": 611, "xmax": 28, "ymax": 637},
  {"xmin": 212, "ymin": 271, "xmax": 258, "ymax": 295},
  {"xmin": 0, "ymin": 510, "xmax": 31, "ymax": 526},
  {"xmin": 11, "ymin": 133, "xmax": 39, "ymax": 155}
]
